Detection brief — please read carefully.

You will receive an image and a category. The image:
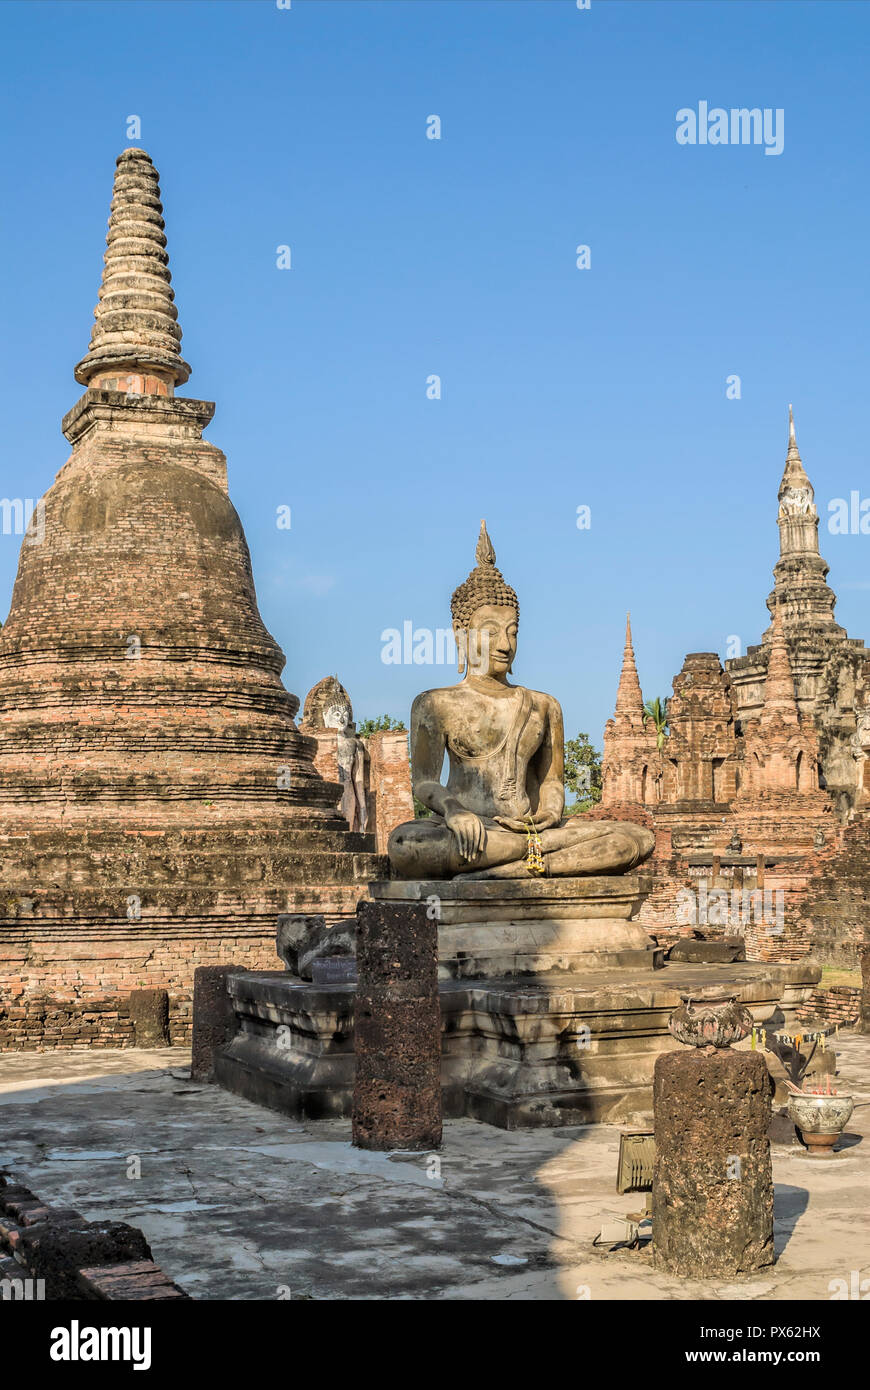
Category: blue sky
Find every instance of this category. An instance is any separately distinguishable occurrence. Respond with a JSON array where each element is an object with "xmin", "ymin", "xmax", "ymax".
[{"xmin": 1, "ymin": 0, "xmax": 868, "ymax": 746}]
